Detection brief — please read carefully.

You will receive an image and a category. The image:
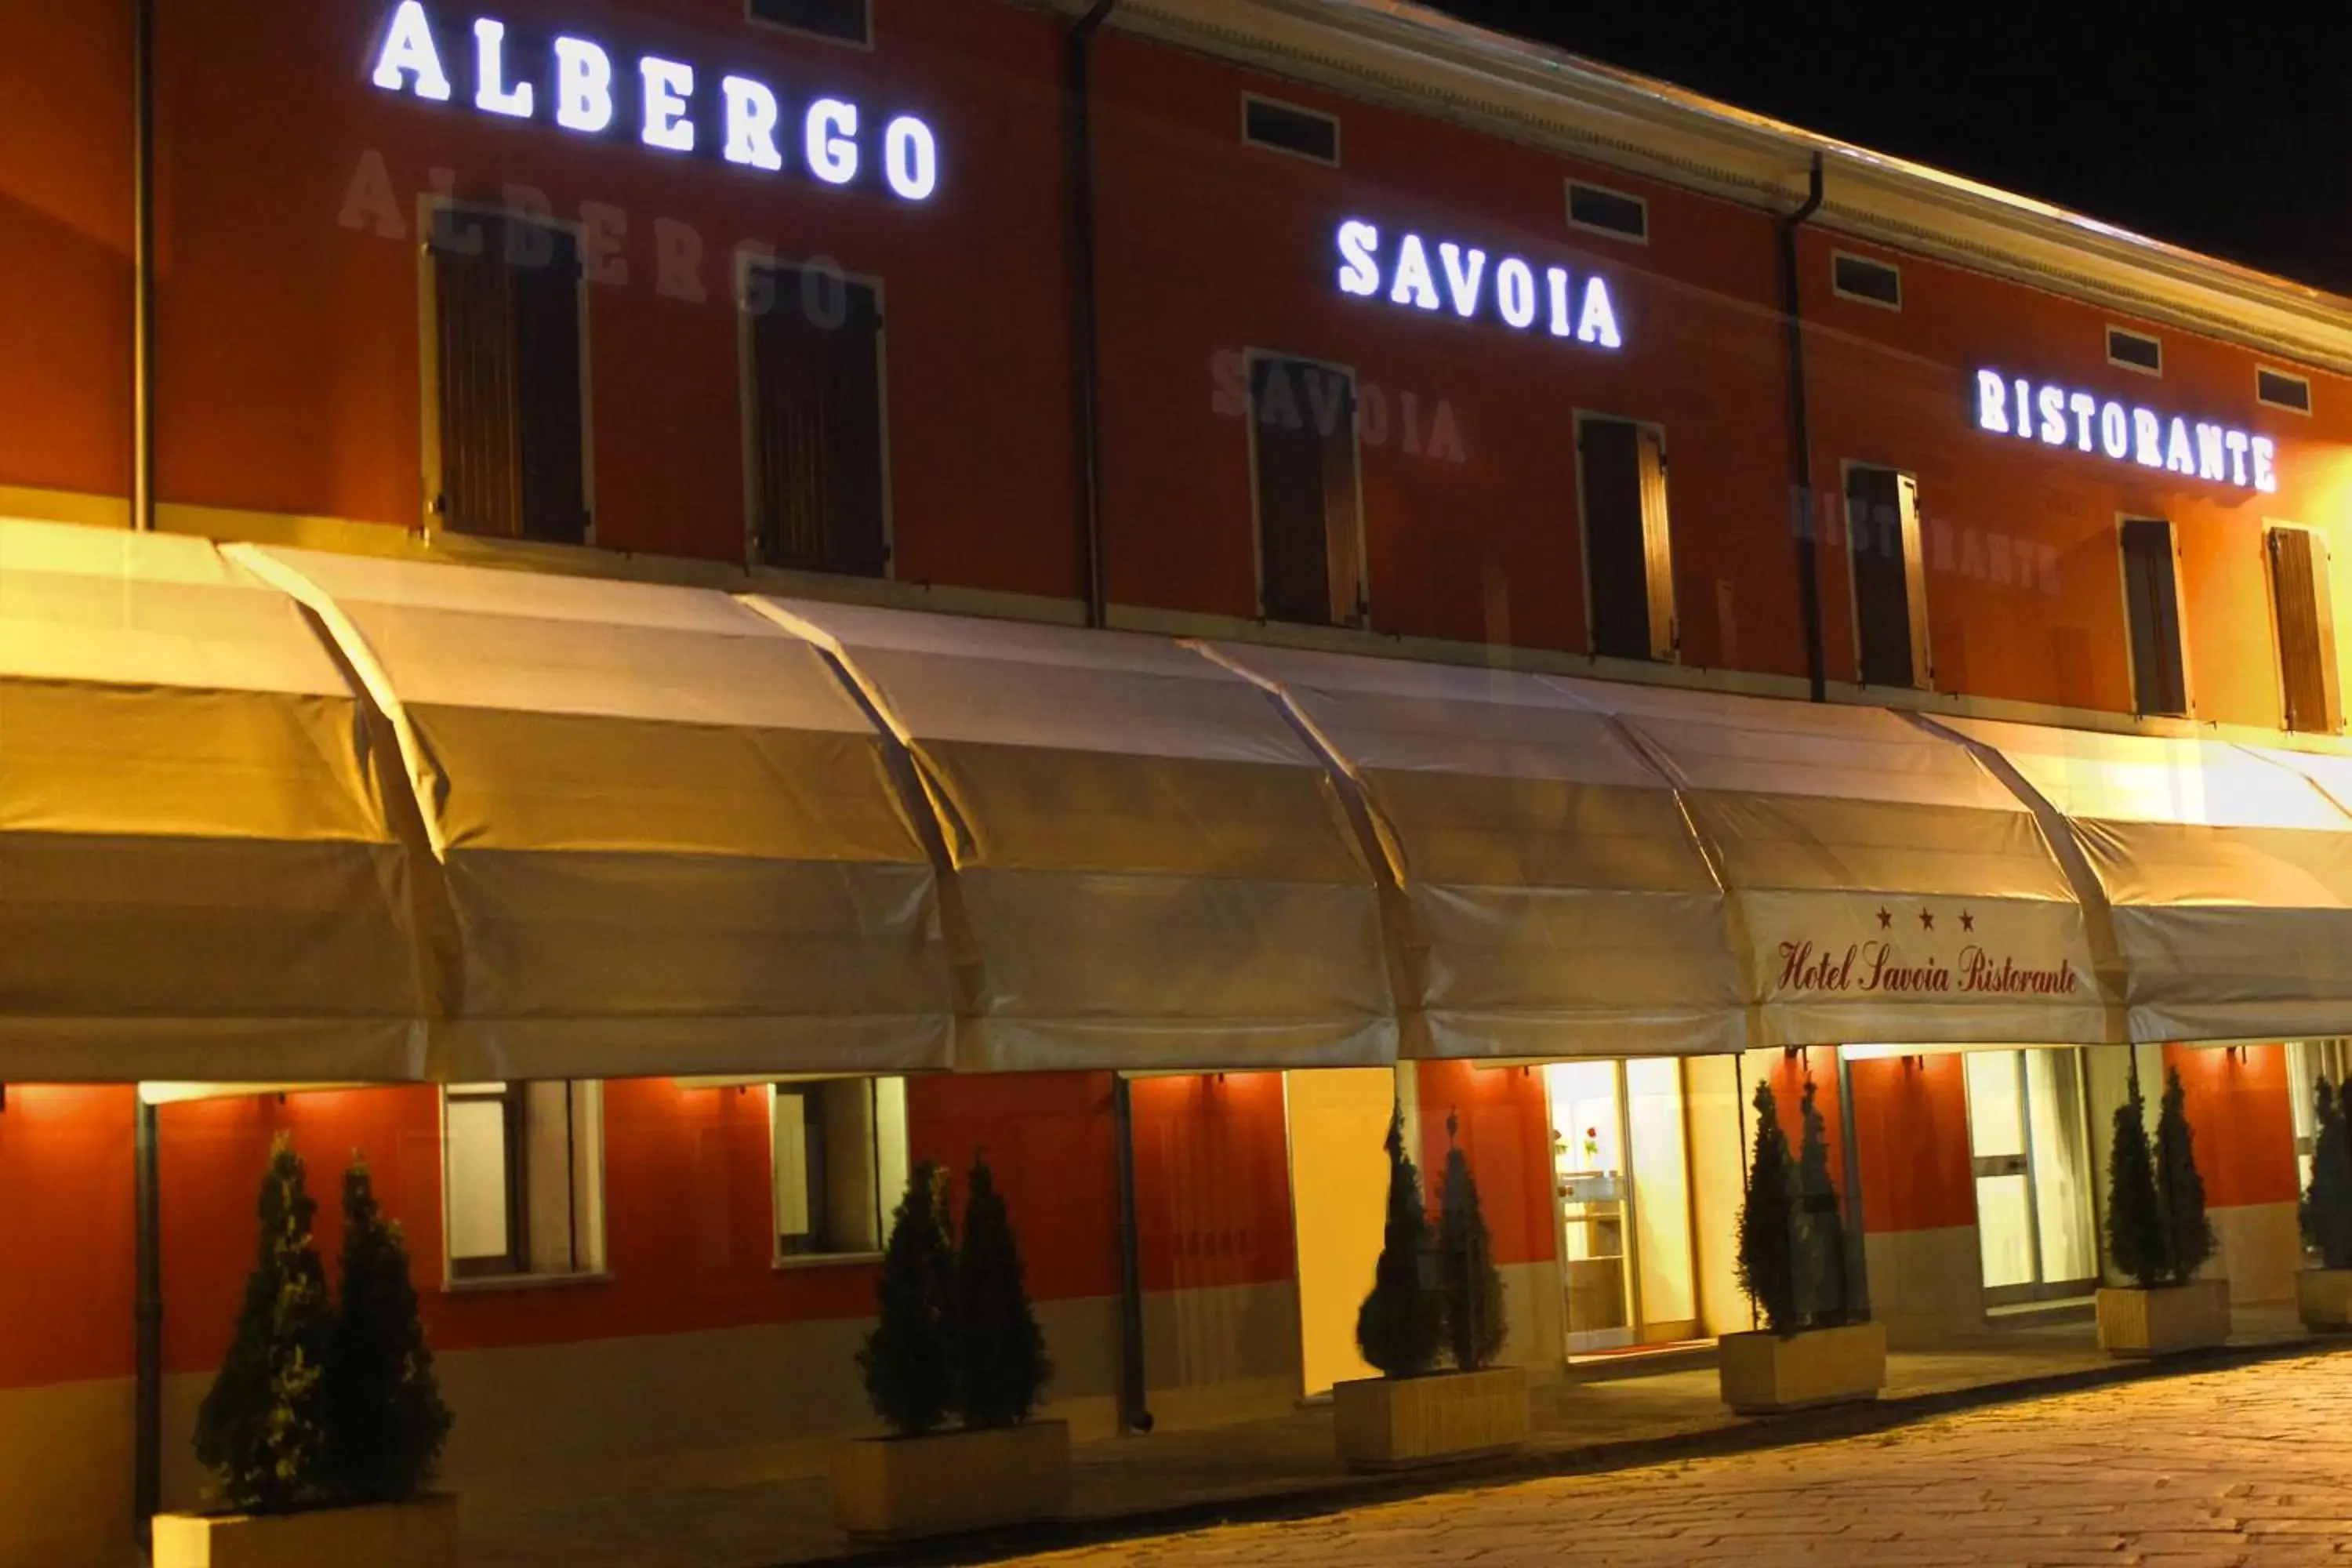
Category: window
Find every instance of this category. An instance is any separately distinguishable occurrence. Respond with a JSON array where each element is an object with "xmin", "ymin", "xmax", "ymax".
[
  {"xmin": 2260, "ymin": 367, "xmax": 2314, "ymax": 416},
  {"xmin": 2107, "ymin": 328, "xmax": 2162, "ymax": 376},
  {"xmin": 2288, "ymin": 1040, "xmax": 2352, "ymax": 1193},
  {"xmin": 1242, "ymin": 96, "xmax": 1340, "ymax": 165},
  {"xmin": 426, "ymin": 207, "xmax": 590, "ymax": 545},
  {"xmin": 1831, "ymin": 252, "xmax": 1902, "ymax": 310},
  {"xmin": 1567, "ymin": 181, "xmax": 1648, "ymax": 243},
  {"xmin": 2119, "ymin": 518, "xmax": 2187, "ymax": 717},
  {"xmin": 1577, "ymin": 415, "xmax": 1675, "ymax": 662},
  {"xmin": 2267, "ymin": 525, "xmax": 2340, "ymax": 733},
  {"xmin": 742, "ymin": 260, "xmax": 890, "ymax": 576},
  {"xmin": 1247, "ymin": 354, "xmax": 1363, "ymax": 628},
  {"xmin": 1845, "ymin": 464, "xmax": 1929, "ymax": 688},
  {"xmin": 444, "ymin": 1081, "xmax": 605, "ymax": 1280},
  {"xmin": 772, "ymin": 1077, "xmax": 908, "ymax": 1259},
  {"xmin": 746, "ymin": 0, "xmax": 870, "ymax": 46}
]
